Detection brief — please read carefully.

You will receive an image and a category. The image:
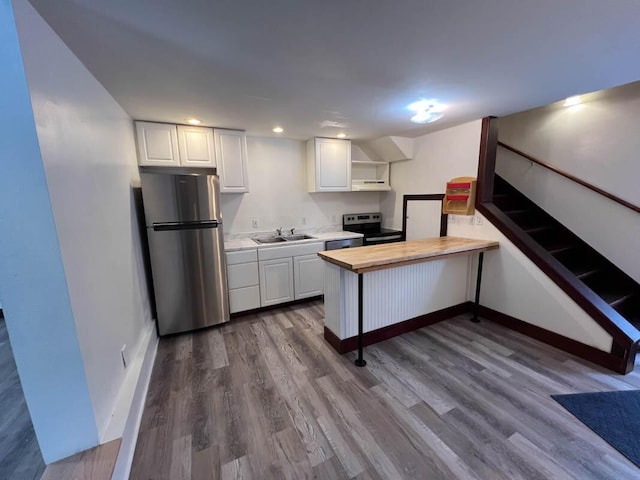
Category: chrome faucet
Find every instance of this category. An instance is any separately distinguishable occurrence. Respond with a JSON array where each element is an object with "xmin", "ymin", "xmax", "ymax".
[
  {"xmin": 276, "ymin": 227, "xmax": 283, "ymax": 236},
  {"xmin": 290, "ymin": 228, "xmax": 295, "ymax": 235}
]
